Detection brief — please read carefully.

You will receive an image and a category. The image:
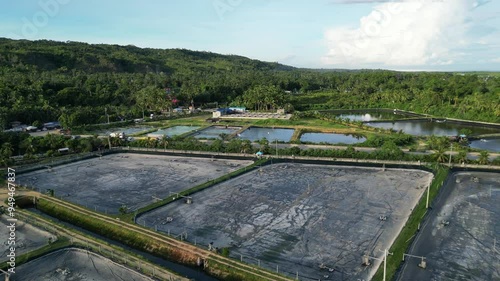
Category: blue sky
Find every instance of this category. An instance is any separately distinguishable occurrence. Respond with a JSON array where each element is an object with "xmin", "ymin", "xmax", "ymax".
[{"xmin": 1, "ymin": 0, "xmax": 499, "ymax": 71}]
